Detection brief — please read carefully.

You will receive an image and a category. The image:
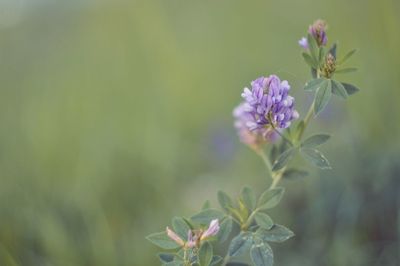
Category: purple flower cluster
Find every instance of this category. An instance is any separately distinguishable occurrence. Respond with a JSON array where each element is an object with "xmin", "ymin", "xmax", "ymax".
[
  {"xmin": 233, "ymin": 75, "xmax": 299, "ymax": 147},
  {"xmin": 298, "ymin": 19, "xmax": 328, "ymax": 49}
]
